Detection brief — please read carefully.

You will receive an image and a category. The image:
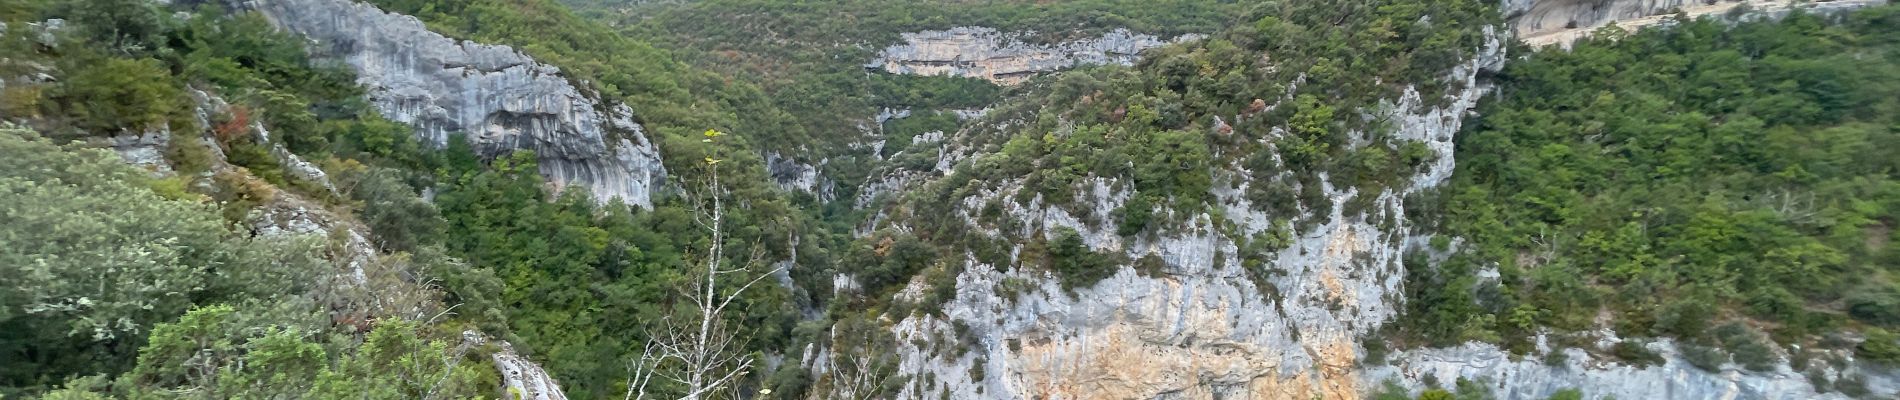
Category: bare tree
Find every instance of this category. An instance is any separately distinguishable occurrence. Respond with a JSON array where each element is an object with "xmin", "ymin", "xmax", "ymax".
[
  {"xmin": 627, "ymin": 129, "xmax": 785, "ymax": 400},
  {"xmin": 814, "ymin": 317, "xmax": 899, "ymax": 400}
]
